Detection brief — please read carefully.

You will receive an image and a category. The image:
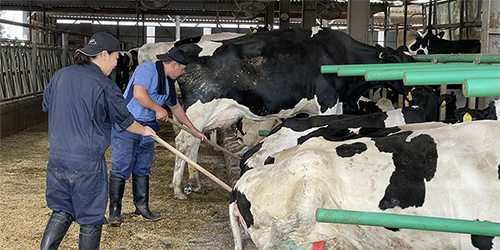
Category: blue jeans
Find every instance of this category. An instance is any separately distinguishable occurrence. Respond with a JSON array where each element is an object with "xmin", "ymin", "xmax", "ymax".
[{"xmin": 110, "ymin": 121, "xmax": 159, "ymax": 179}]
